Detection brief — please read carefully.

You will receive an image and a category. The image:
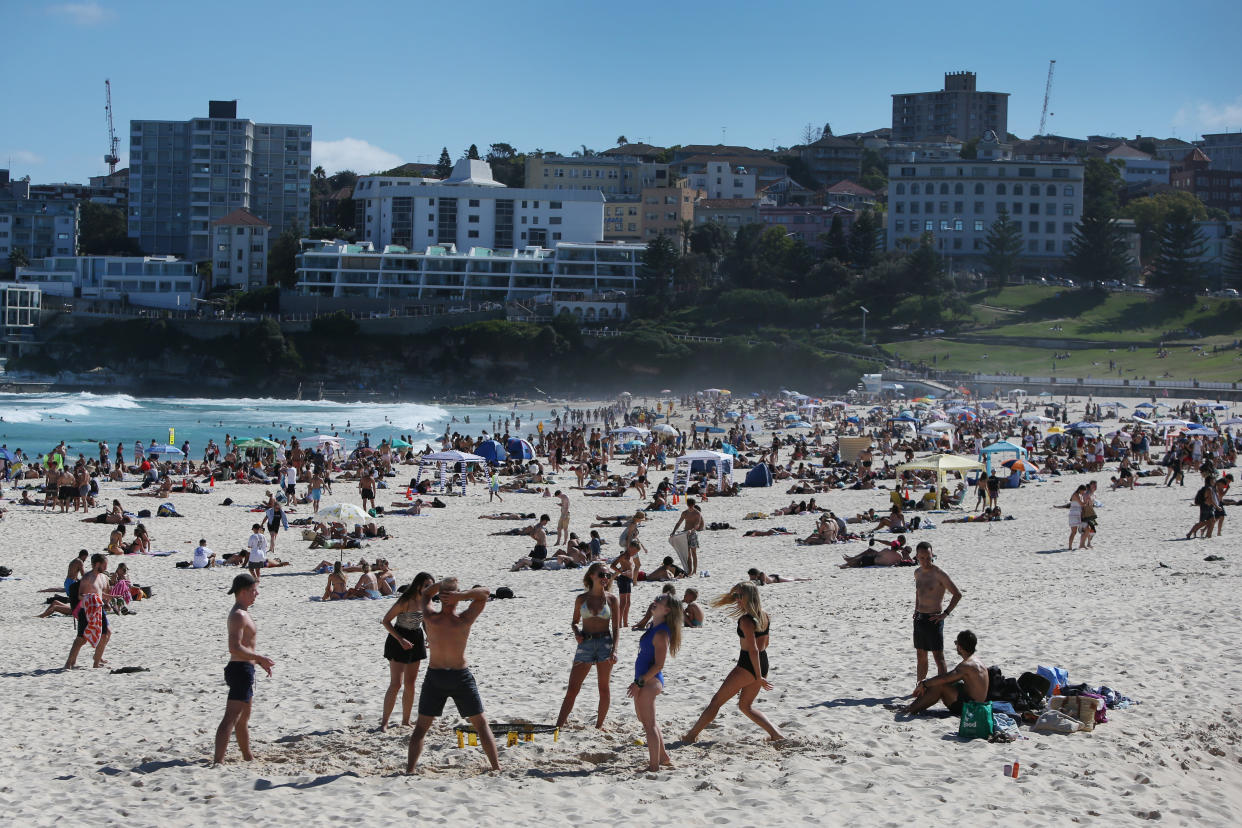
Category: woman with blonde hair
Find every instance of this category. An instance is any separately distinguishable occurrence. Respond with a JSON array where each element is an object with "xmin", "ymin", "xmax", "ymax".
[
  {"xmin": 683, "ymin": 582, "xmax": 784, "ymax": 743},
  {"xmin": 555, "ymin": 562, "xmax": 621, "ymax": 729},
  {"xmin": 627, "ymin": 592, "xmax": 683, "ymax": 771}
]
